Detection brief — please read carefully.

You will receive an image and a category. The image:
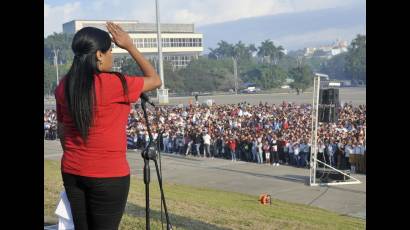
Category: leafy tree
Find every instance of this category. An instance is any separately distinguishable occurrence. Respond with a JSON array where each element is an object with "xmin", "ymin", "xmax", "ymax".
[
  {"xmin": 272, "ymin": 45, "xmax": 285, "ymax": 65},
  {"xmin": 257, "ymin": 39, "xmax": 275, "ymax": 64},
  {"xmin": 44, "ymin": 32, "xmax": 74, "ymax": 65},
  {"xmin": 44, "ymin": 32, "xmax": 74, "ymax": 95},
  {"xmin": 163, "ymin": 61, "xmax": 185, "ymax": 93},
  {"xmin": 179, "ymin": 57, "xmax": 235, "ymax": 92},
  {"xmin": 320, "ymin": 53, "xmax": 348, "ymax": 80},
  {"xmin": 120, "ymin": 57, "xmax": 143, "ymax": 75},
  {"xmin": 289, "ymin": 65, "xmax": 314, "ymax": 92},
  {"xmin": 345, "ymin": 34, "xmax": 366, "ymax": 83},
  {"xmin": 257, "ymin": 39, "xmax": 285, "ymax": 65},
  {"xmin": 208, "ymin": 40, "xmax": 234, "ymax": 59},
  {"xmin": 44, "ymin": 59, "xmax": 71, "ymax": 95},
  {"xmin": 242, "ymin": 64, "xmax": 287, "ymax": 89}
]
